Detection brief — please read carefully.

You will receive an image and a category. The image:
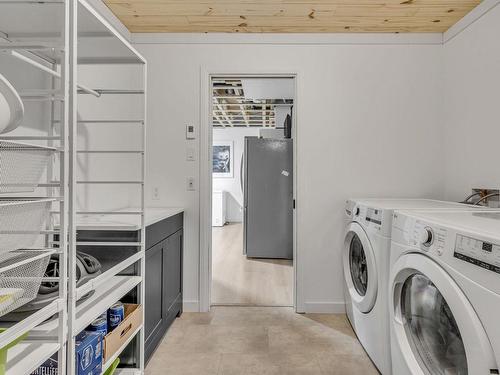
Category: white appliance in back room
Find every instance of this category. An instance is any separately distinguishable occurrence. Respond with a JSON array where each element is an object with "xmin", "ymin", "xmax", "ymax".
[
  {"xmin": 212, "ymin": 190, "xmax": 227, "ymax": 227},
  {"xmin": 342, "ymin": 199, "xmax": 486, "ymax": 375},
  {"xmin": 389, "ymin": 210, "xmax": 500, "ymax": 375}
]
